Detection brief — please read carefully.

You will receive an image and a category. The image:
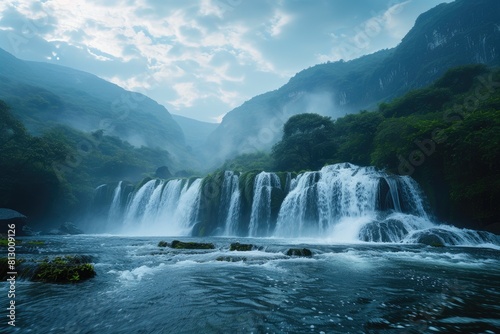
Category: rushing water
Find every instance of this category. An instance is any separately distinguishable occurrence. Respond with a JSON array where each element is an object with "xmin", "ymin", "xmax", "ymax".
[
  {"xmin": 3, "ymin": 235, "xmax": 500, "ymax": 333},
  {"xmin": 37, "ymin": 163, "xmax": 498, "ymax": 332},
  {"xmin": 93, "ymin": 163, "xmax": 498, "ymax": 248}
]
